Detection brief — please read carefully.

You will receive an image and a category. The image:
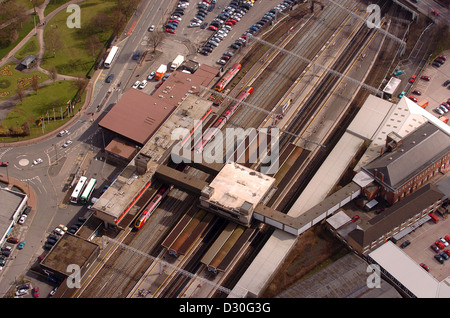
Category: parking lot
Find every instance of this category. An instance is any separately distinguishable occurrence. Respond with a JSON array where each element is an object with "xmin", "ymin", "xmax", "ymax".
[
  {"xmin": 410, "ymin": 50, "xmax": 450, "ymax": 122},
  {"xmin": 395, "ymin": 213, "xmax": 450, "ymax": 282}
]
